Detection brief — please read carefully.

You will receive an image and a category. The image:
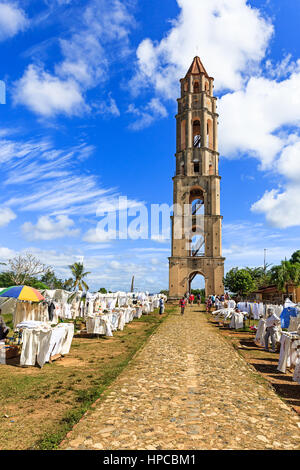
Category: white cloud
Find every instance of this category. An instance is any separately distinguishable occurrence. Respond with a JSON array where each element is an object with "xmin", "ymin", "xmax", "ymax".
[
  {"xmin": 219, "ymin": 70, "xmax": 300, "ymax": 167},
  {"xmin": 110, "ymin": 260, "xmax": 121, "ymax": 269},
  {"xmin": 14, "ymin": 0, "xmax": 134, "ymax": 117},
  {"xmin": 13, "ymin": 65, "xmax": 86, "ymax": 117},
  {"xmin": 22, "ymin": 215, "xmax": 80, "ymax": 240},
  {"xmin": 0, "ymin": 132, "xmax": 142, "ymax": 217},
  {"xmin": 130, "ymin": 0, "xmax": 273, "ymax": 98},
  {"xmin": 265, "ymin": 55, "xmax": 300, "ymax": 80},
  {"xmin": 251, "ymin": 185, "xmax": 300, "ymax": 228},
  {"xmin": 96, "ymin": 94, "xmax": 120, "ymax": 117},
  {"xmin": 0, "ymin": 2, "xmax": 28, "ymax": 41},
  {"xmin": 222, "ymin": 221, "xmax": 299, "ymax": 269},
  {"xmin": 83, "ymin": 227, "xmax": 118, "ymax": 243},
  {"xmin": 127, "ymin": 98, "xmax": 167, "ymax": 130},
  {"xmin": 0, "ymin": 246, "xmax": 15, "ymax": 260},
  {"xmin": 0, "ymin": 207, "xmax": 16, "ymax": 227},
  {"xmin": 217, "ymin": 54, "xmax": 300, "ymax": 229},
  {"xmin": 276, "ymin": 141, "xmax": 300, "ymax": 181}
]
